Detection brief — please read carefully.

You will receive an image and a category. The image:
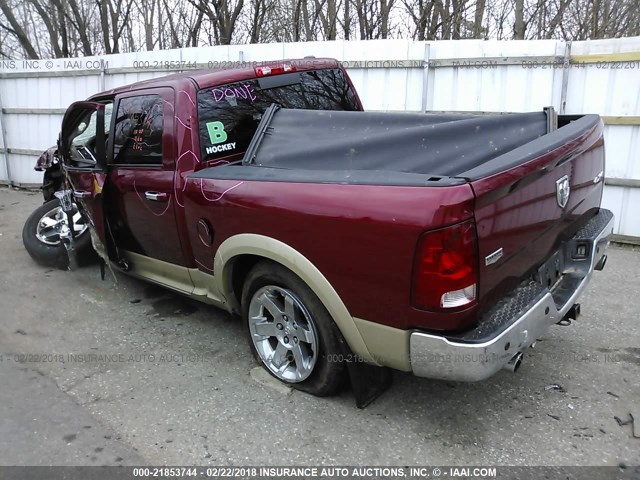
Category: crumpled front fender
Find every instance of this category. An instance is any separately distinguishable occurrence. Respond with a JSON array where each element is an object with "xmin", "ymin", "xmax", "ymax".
[{"xmin": 35, "ymin": 146, "xmax": 58, "ymax": 171}]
